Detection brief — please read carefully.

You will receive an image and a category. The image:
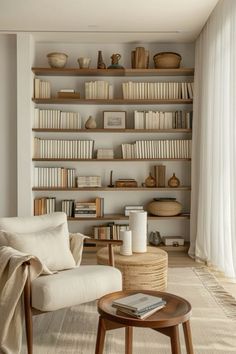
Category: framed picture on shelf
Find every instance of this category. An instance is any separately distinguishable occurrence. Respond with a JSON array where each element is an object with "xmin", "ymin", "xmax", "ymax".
[{"xmin": 103, "ymin": 111, "xmax": 126, "ymax": 129}]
